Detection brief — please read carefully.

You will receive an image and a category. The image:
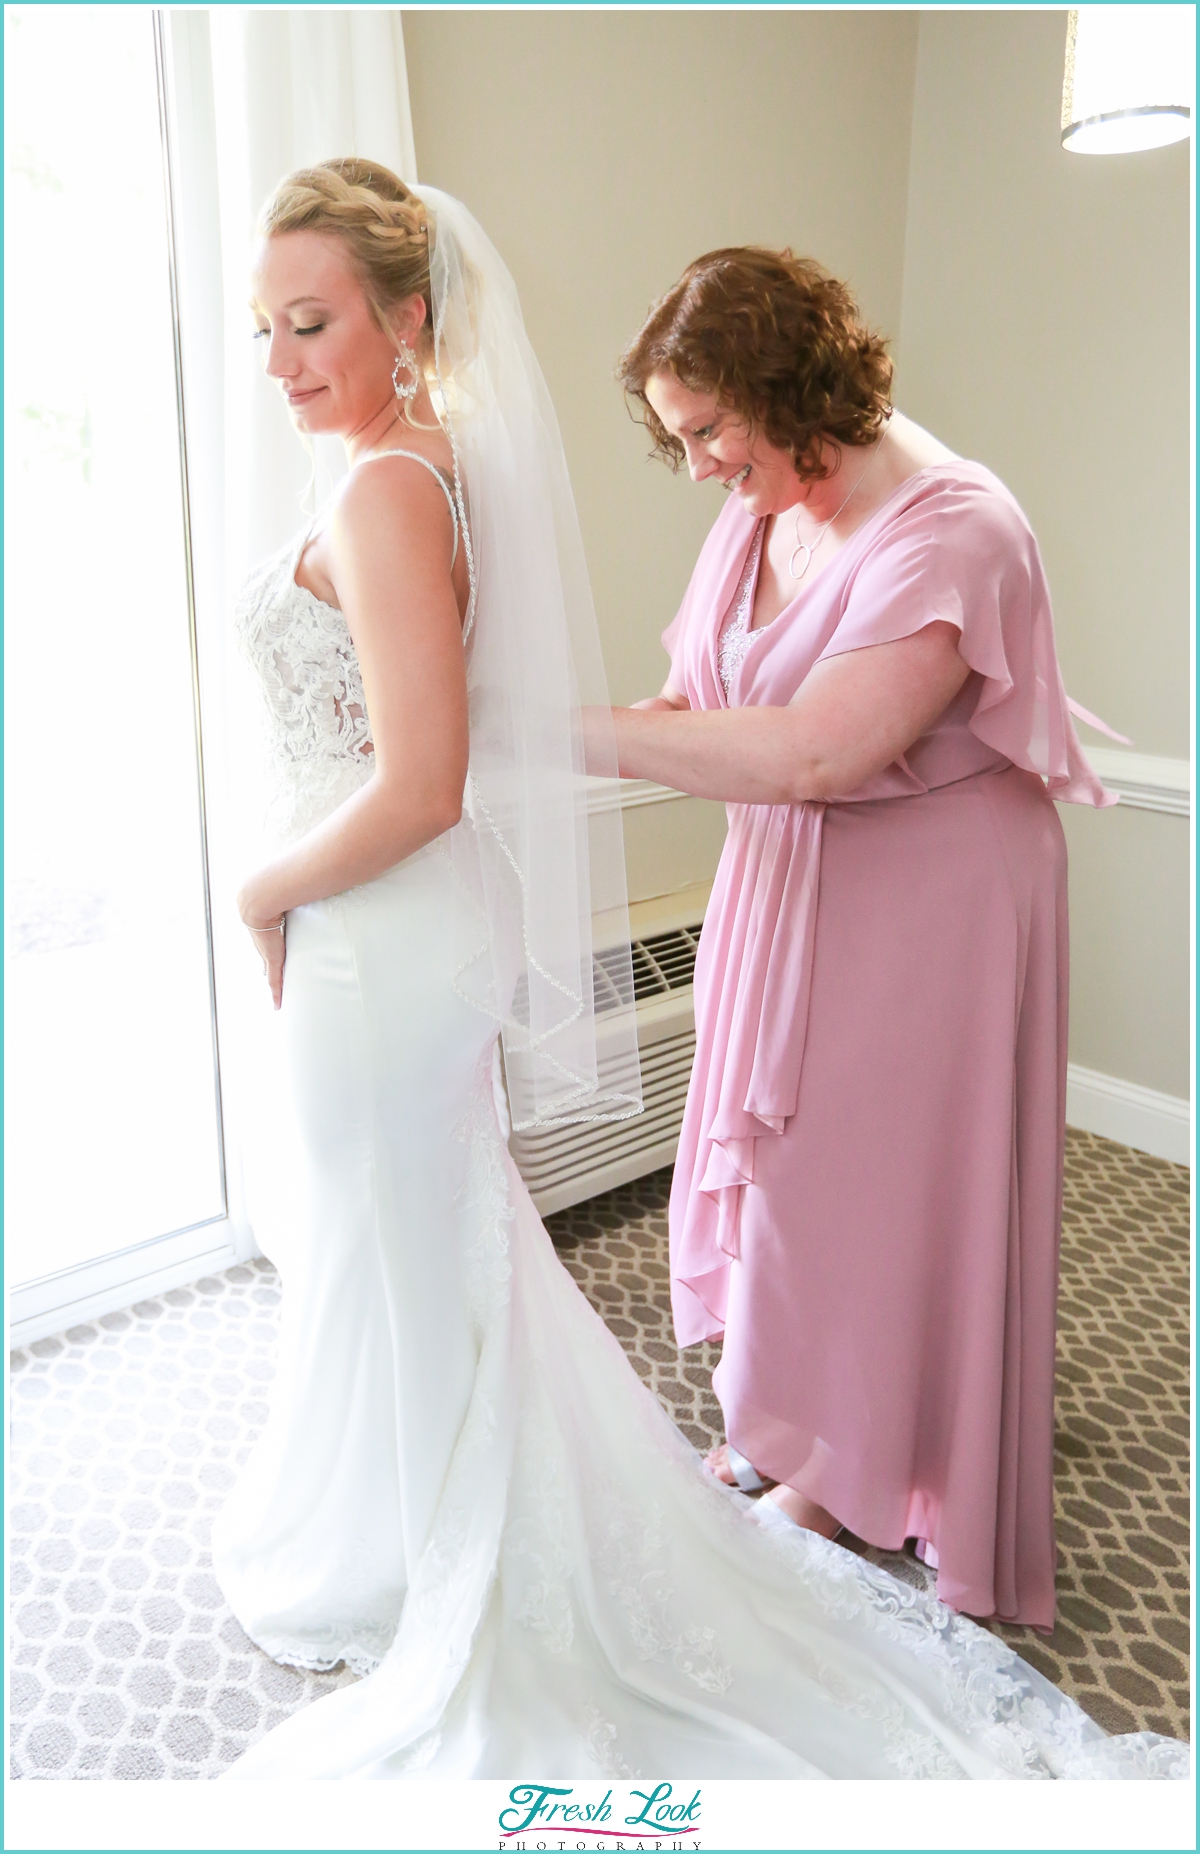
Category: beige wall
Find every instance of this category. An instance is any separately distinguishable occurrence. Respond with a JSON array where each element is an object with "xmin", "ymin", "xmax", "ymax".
[
  {"xmin": 403, "ymin": 8, "xmax": 920, "ymax": 899},
  {"xmin": 897, "ymin": 8, "xmax": 1190, "ymax": 756},
  {"xmin": 1058, "ymin": 804, "xmax": 1190, "ymax": 1099},
  {"xmin": 404, "ymin": 9, "xmax": 1191, "ymax": 1094},
  {"xmin": 404, "ymin": 9, "xmax": 919, "ymax": 702},
  {"xmin": 897, "ymin": 9, "xmax": 1190, "ymax": 1098}
]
